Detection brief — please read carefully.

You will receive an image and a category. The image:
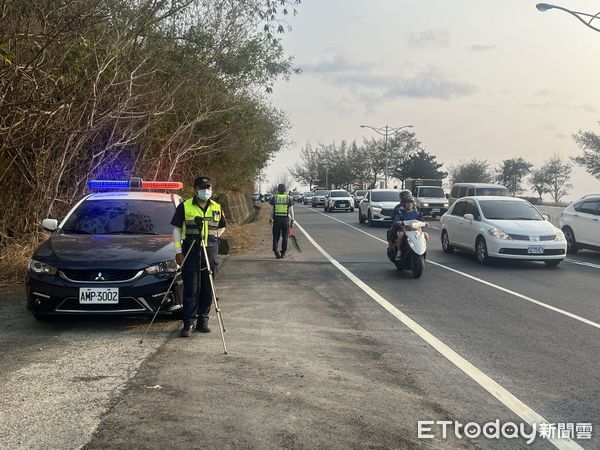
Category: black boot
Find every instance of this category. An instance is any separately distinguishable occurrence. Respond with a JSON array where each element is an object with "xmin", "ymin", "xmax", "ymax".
[
  {"xmin": 280, "ymin": 252, "xmax": 286, "ymax": 259},
  {"xmin": 180, "ymin": 321, "xmax": 194, "ymax": 337},
  {"xmin": 274, "ymin": 251, "xmax": 281, "ymax": 259},
  {"xmin": 196, "ymin": 320, "xmax": 211, "ymax": 333}
]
